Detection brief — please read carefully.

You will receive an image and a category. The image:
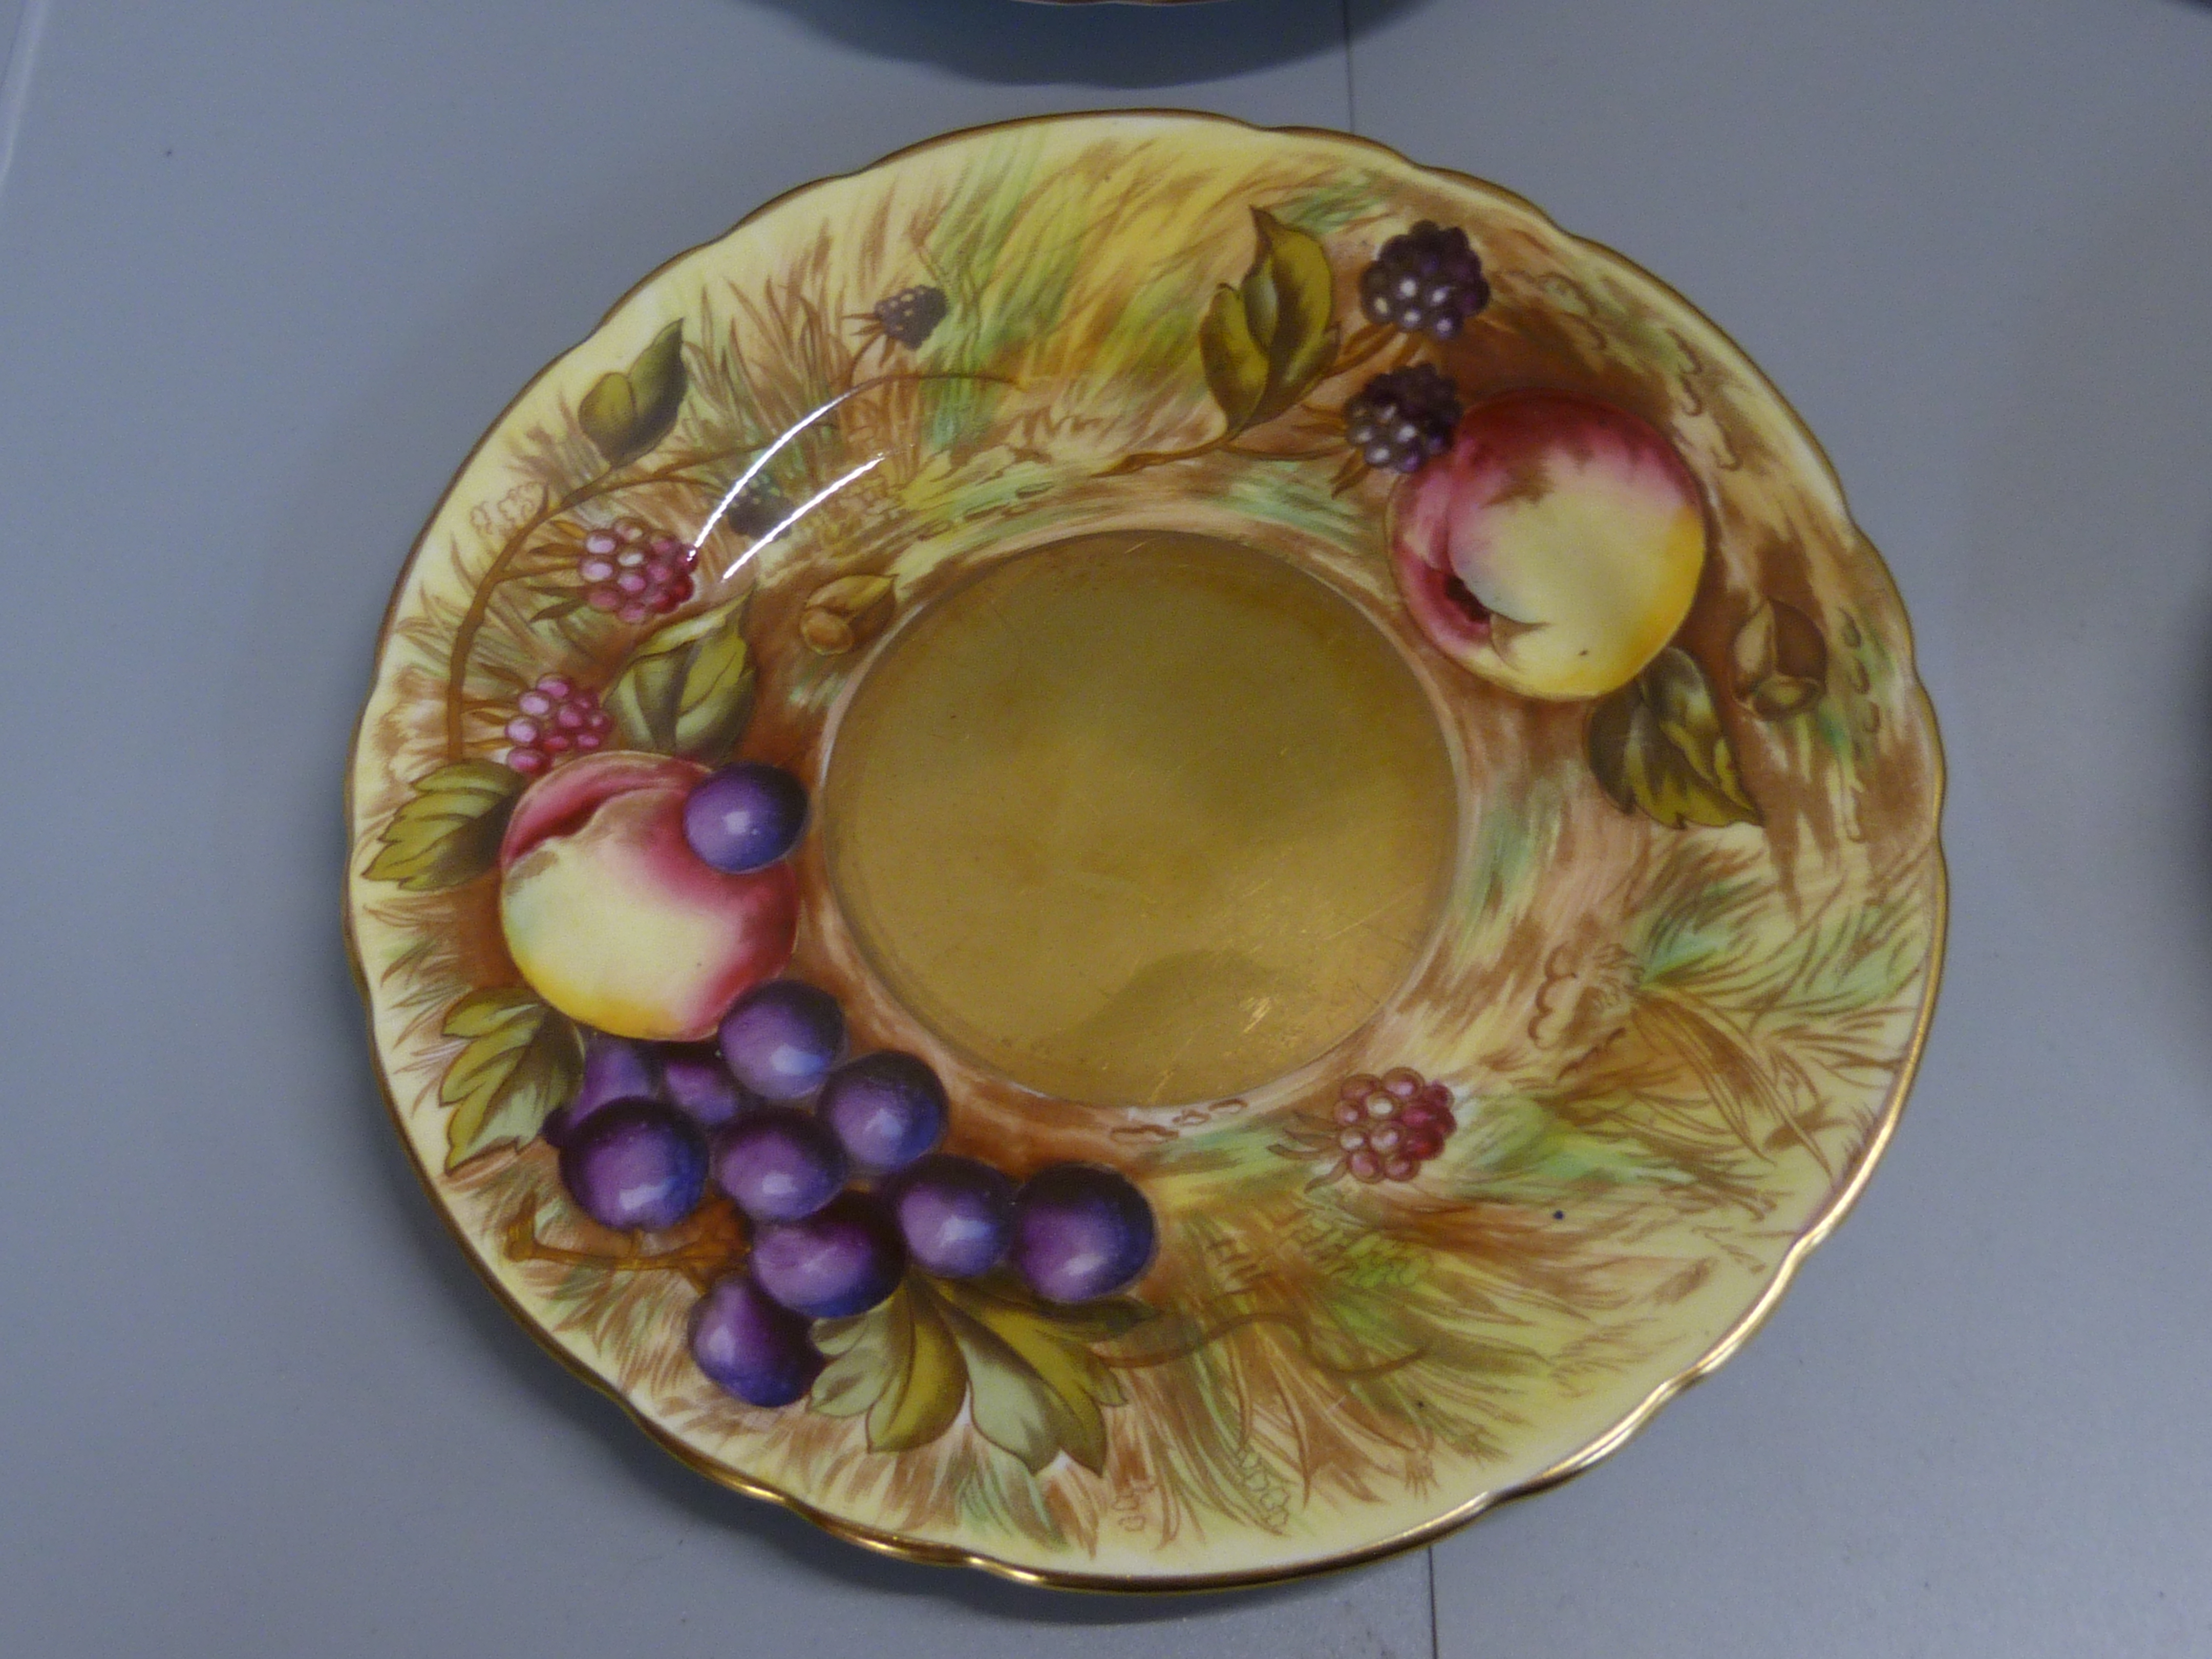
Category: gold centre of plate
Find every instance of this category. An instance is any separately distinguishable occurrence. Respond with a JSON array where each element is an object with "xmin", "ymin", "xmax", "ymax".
[{"xmin": 821, "ymin": 531, "xmax": 1458, "ymax": 1107}]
